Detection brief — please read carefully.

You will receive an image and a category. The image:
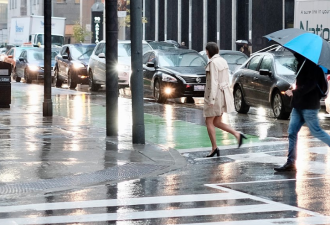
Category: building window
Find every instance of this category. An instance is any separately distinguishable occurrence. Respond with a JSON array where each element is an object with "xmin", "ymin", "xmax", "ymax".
[
  {"xmin": 20, "ymin": 0, "xmax": 27, "ymax": 15},
  {"xmin": 57, "ymin": 0, "xmax": 66, "ymax": 3},
  {"xmin": 75, "ymin": 0, "xmax": 80, "ymax": 3}
]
